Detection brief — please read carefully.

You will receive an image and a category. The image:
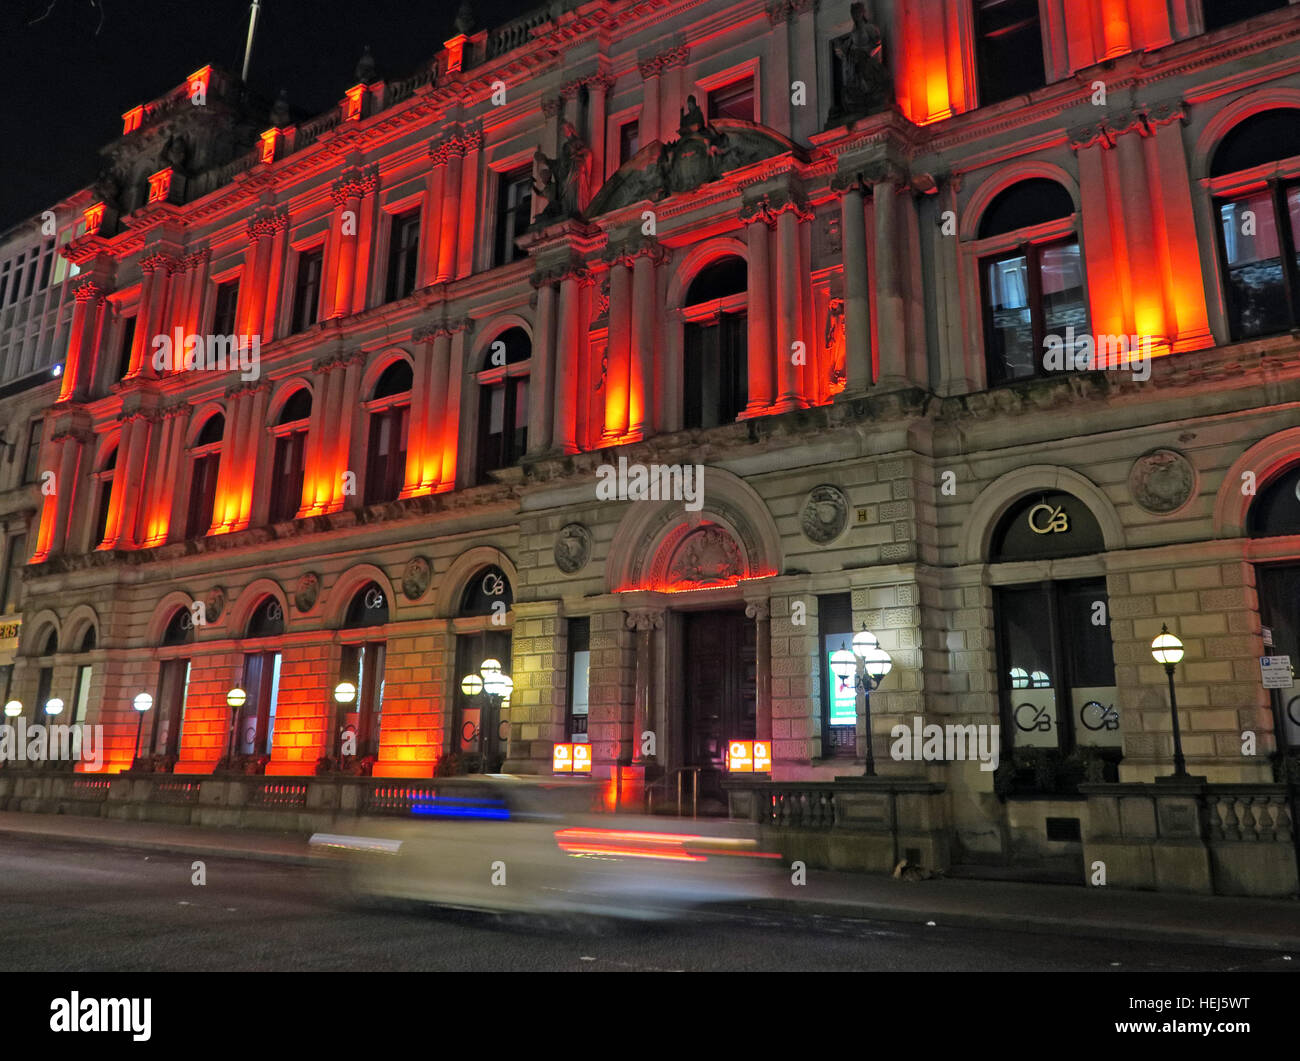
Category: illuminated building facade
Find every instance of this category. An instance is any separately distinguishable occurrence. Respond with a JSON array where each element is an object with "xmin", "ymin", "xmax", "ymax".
[{"xmin": 11, "ymin": 0, "xmax": 1300, "ymax": 886}]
